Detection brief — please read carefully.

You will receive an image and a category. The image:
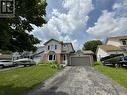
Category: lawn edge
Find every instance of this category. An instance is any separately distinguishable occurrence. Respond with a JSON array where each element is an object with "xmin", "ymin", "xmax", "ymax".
[{"xmin": 92, "ymin": 66, "xmax": 127, "ymax": 92}]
